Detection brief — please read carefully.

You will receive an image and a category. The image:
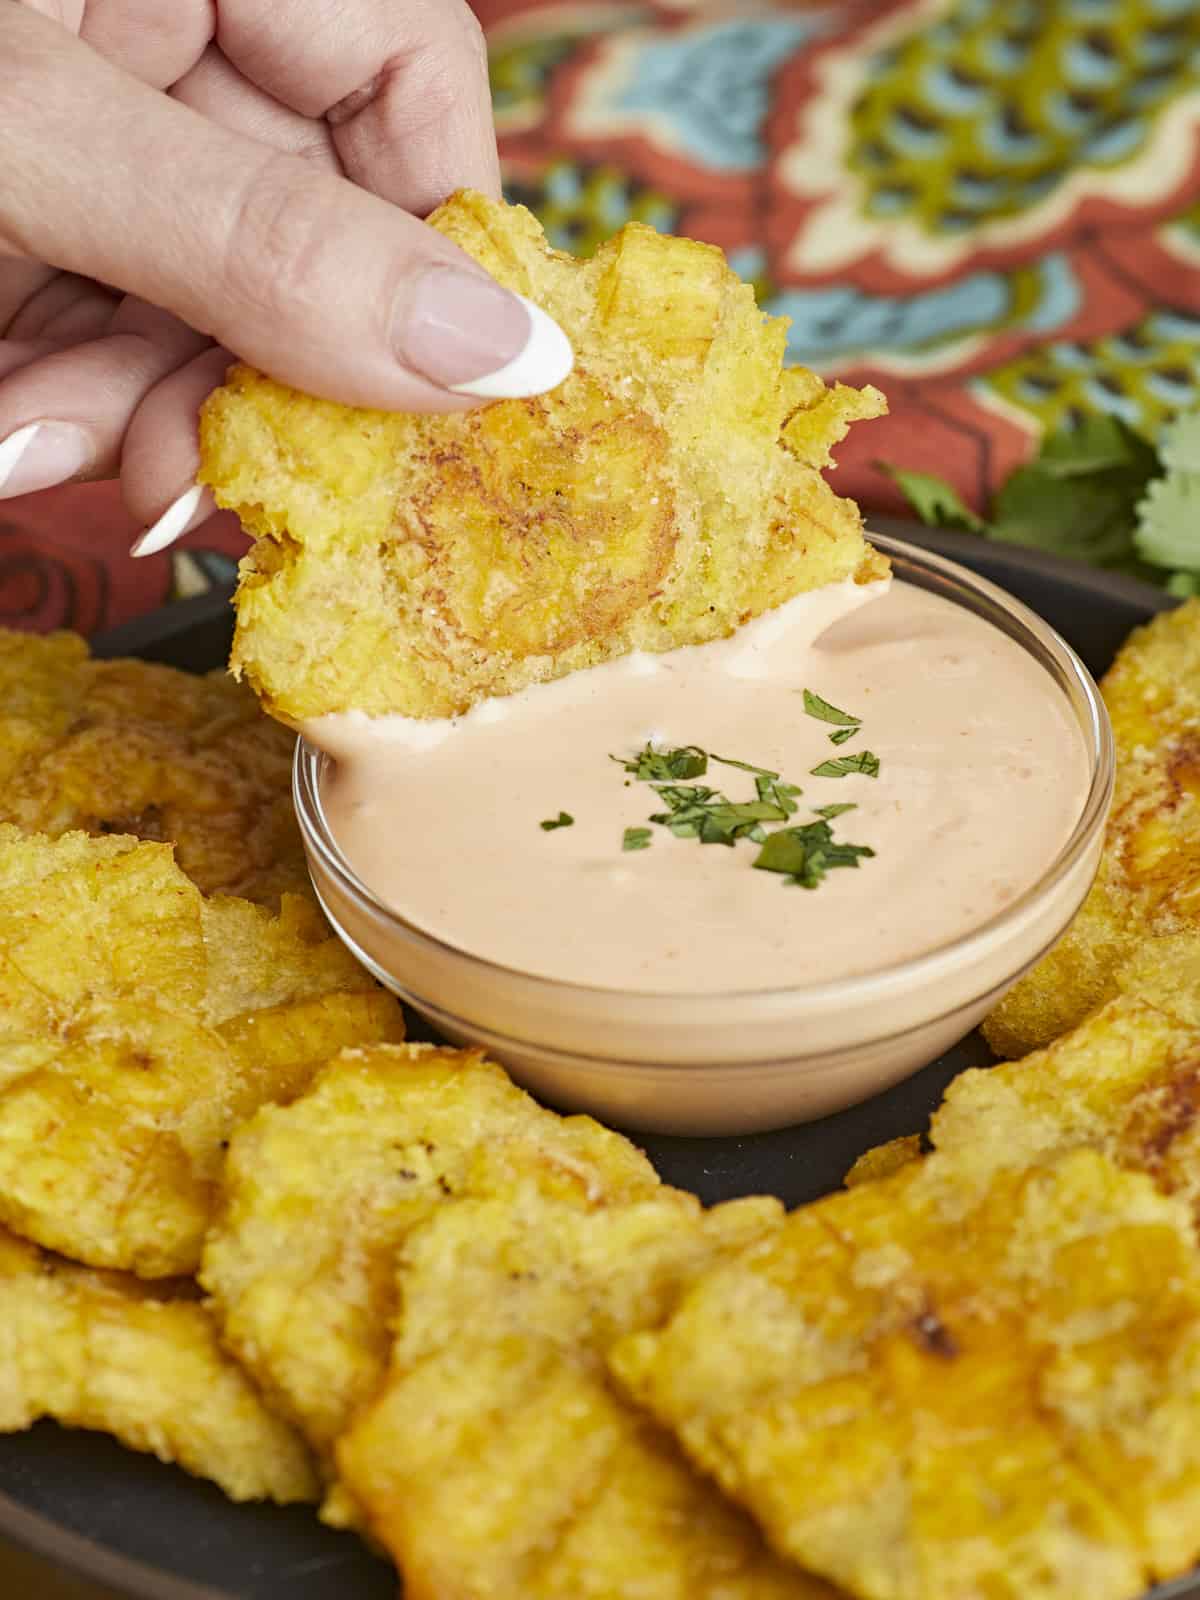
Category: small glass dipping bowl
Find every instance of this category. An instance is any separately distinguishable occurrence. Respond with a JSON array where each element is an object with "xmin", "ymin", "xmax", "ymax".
[{"xmin": 293, "ymin": 535, "xmax": 1114, "ymax": 1136}]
